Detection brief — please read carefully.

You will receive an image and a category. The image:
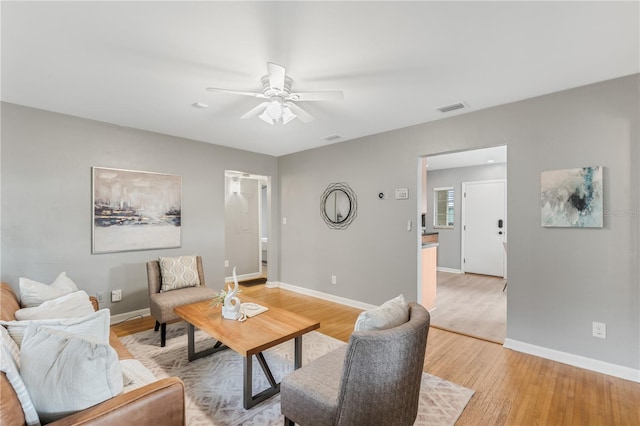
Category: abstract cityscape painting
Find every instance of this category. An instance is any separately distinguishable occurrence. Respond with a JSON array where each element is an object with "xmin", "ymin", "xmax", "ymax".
[
  {"xmin": 92, "ymin": 167, "xmax": 182, "ymax": 253},
  {"xmin": 541, "ymin": 166, "xmax": 603, "ymax": 228}
]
